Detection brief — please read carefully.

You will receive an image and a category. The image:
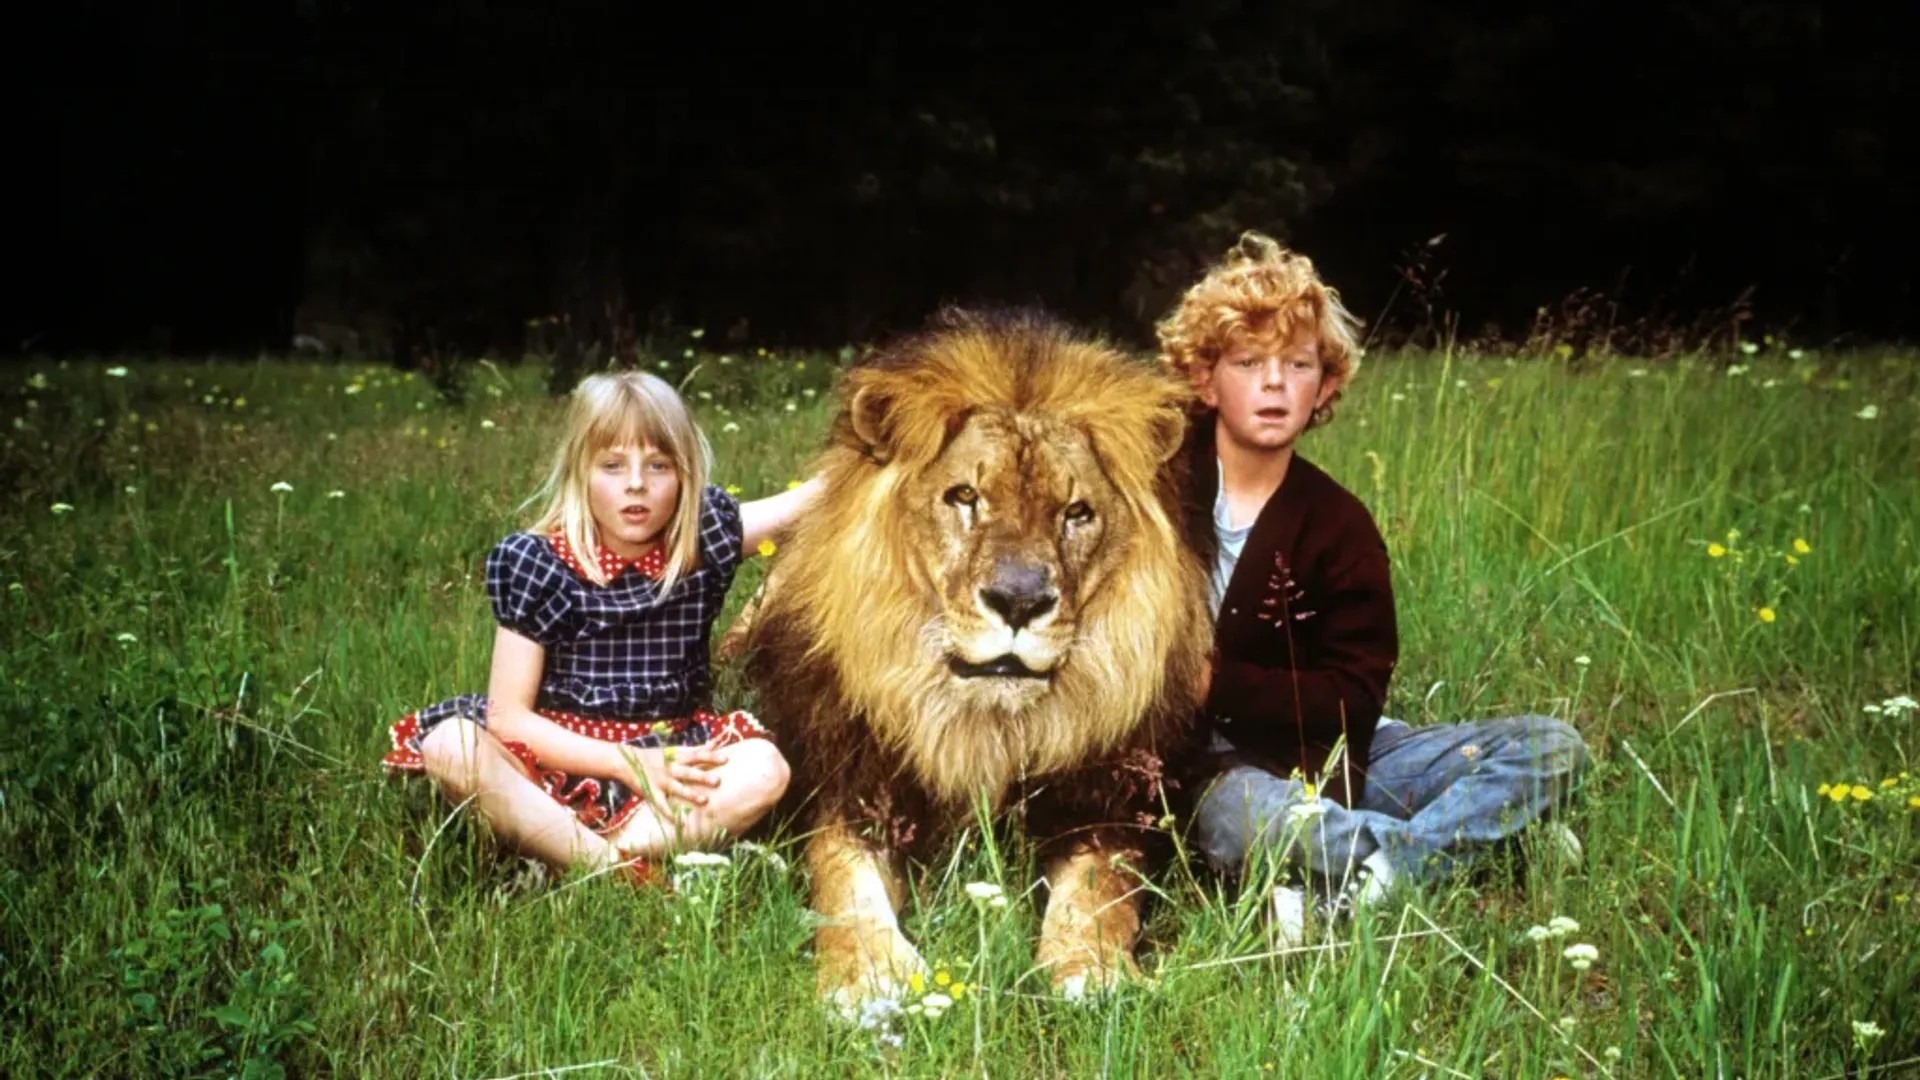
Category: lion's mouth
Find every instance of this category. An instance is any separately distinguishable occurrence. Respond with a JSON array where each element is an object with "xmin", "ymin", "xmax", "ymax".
[{"xmin": 947, "ymin": 654, "xmax": 1052, "ymax": 680}]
